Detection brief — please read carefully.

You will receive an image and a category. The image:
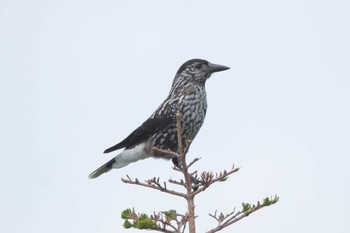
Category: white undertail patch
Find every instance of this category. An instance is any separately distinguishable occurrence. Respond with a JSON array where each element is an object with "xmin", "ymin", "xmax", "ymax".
[{"xmin": 112, "ymin": 142, "xmax": 150, "ymax": 168}]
